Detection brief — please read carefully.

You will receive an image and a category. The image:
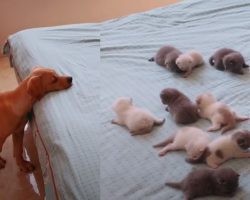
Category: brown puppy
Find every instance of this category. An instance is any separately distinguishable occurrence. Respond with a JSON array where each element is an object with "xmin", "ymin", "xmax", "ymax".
[
  {"xmin": 0, "ymin": 67, "xmax": 72, "ymax": 172},
  {"xmin": 187, "ymin": 130, "xmax": 250, "ymax": 168},
  {"xmin": 166, "ymin": 167, "xmax": 239, "ymax": 200},
  {"xmin": 160, "ymin": 88, "xmax": 199, "ymax": 124},
  {"xmin": 149, "ymin": 45, "xmax": 184, "ymax": 73},
  {"xmin": 209, "ymin": 48, "xmax": 249, "ymax": 74}
]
